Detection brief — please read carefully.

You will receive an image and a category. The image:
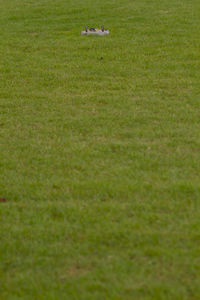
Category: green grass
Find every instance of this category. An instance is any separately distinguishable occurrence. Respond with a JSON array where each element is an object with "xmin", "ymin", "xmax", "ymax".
[{"xmin": 1, "ymin": 0, "xmax": 200, "ymax": 299}]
